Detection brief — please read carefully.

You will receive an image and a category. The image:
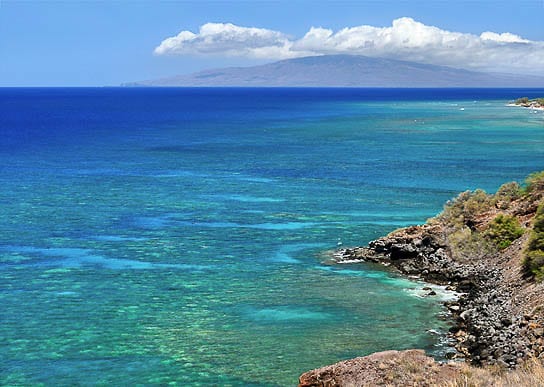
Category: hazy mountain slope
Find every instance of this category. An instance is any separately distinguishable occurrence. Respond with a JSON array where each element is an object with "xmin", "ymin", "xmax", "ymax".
[{"xmin": 126, "ymin": 55, "xmax": 544, "ymax": 87}]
